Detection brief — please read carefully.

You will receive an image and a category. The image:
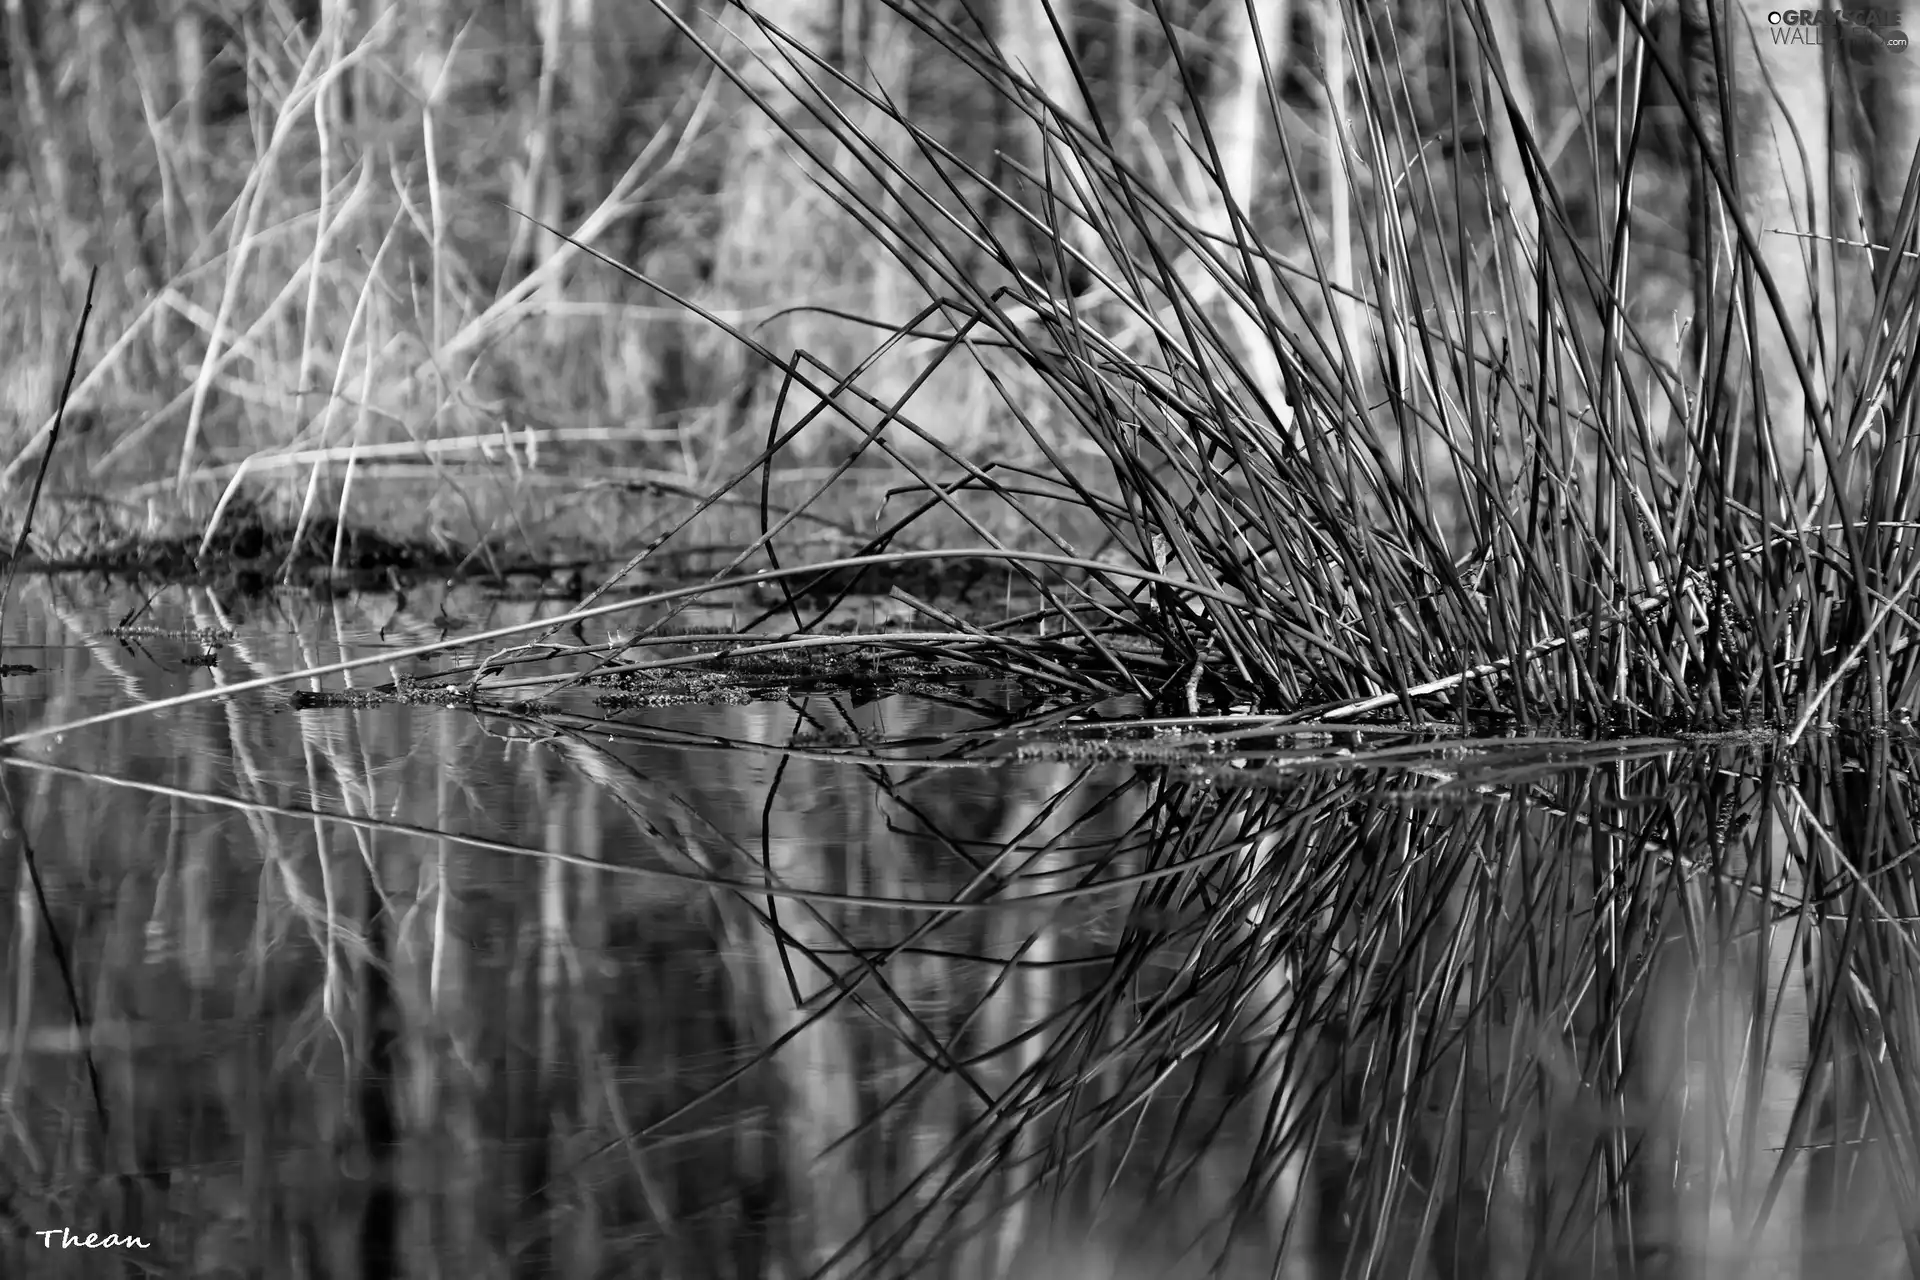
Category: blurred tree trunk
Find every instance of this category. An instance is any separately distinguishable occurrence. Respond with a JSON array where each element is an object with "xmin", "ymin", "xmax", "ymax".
[
  {"xmin": 1114, "ymin": 0, "xmax": 1138, "ymax": 140},
  {"xmin": 1859, "ymin": 31, "xmax": 1920, "ymax": 514},
  {"xmin": 1478, "ymin": 0, "xmax": 1540, "ymax": 256},
  {"xmin": 1864, "ymin": 43, "xmax": 1920, "ymax": 273},
  {"xmin": 995, "ymin": 0, "xmax": 1100, "ymax": 295},
  {"xmin": 1212, "ymin": 0, "xmax": 1288, "ymax": 226},
  {"xmin": 507, "ymin": 0, "xmax": 574, "ymax": 284},
  {"xmin": 1316, "ymin": 0, "xmax": 1358, "ymax": 390},
  {"xmin": 4, "ymin": 0, "xmax": 78, "ymax": 280},
  {"xmin": 1204, "ymin": 0, "xmax": 1293, "ymax": 420},
  {"xmin": 1677, "ymin": 0, "xmax": 1831, "ymax": 506}
]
